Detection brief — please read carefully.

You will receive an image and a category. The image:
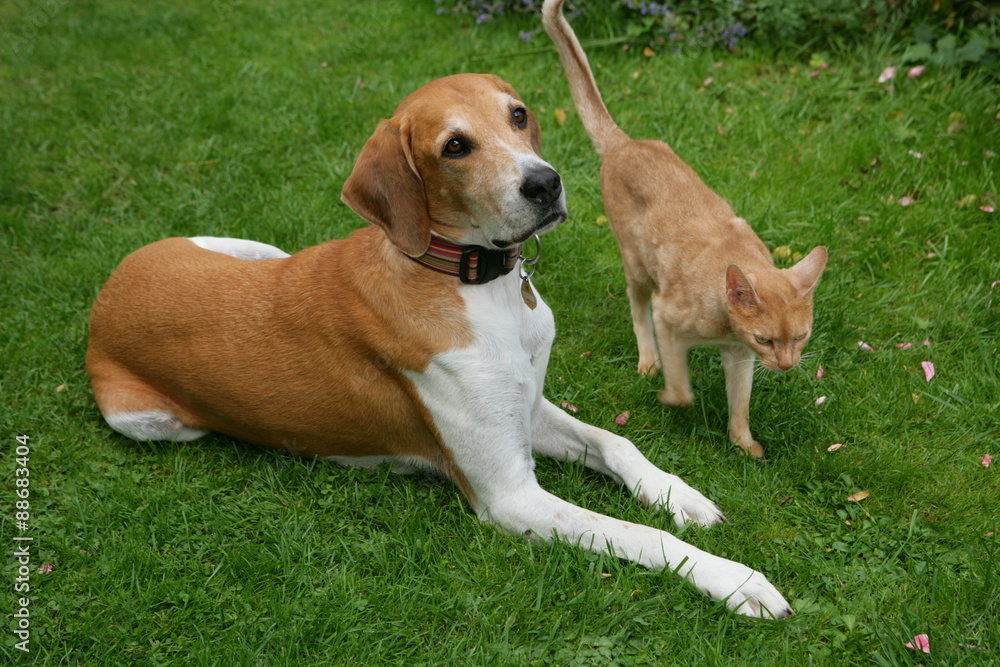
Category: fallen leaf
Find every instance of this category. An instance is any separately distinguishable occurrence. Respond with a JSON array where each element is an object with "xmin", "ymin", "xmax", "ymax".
[
  {"xmin": 947, "ymin": 111, "xmax": 966, "ymax": 134},
  {"xmin": 772, "ymin": 245, "xmax": 792, "ymax": 259},
  {"xmin": 815, "ymin": 396, "xmax": 827, "ymax": 406},
  {"xmin": 560, "ymin": 402, "xmax": 579, "ymax": 413},
  {"xmin": 905, "ymin": 634, "xmax": 930, "ymax": 653},
  {"xmin": 847, "ymin": 491, "xmax": 870, "ymax": 502},
  {"xmin": 921, "ymin": 361, "xmax": 935, "ymax": 382},
  {"xmin": 983, "ymin": 454, "xmax": 992, "ymax": 468},
  {"xmin": 553, "ymin": 108, "xmax": 567, "ymax": 126},
  {"xmin": 957, "ymin": 194, "xmax": 978, "ymax": 207},
  {"xmin": 878, "ymin": 66, "xmax": 896, "ymax": 83},
  {"xmin": 643, "ymin": 47, "xmax": 655, "ymax": 57},
  {"xmin": 56, "ymin": 383, "xmax": 66, "ymax": 392},
  {"xmin": 595, "ymin": 215, "xmax": 607, "ymax": 225},
  {"xmin": 827, "ymin": 443, "xmax": 844, "ymax": 452},
  {"xmin": 614, "ymin": 411, "xmax": 630, "ymax": 426}
]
